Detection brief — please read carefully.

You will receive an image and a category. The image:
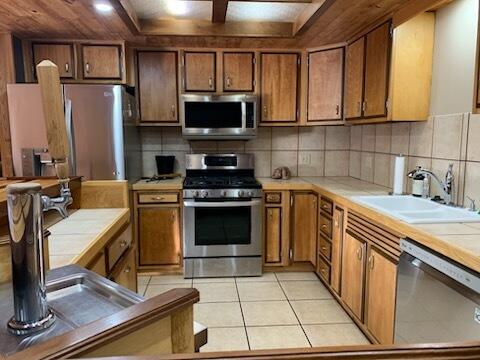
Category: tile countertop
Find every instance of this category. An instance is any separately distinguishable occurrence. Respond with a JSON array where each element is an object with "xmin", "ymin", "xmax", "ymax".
[
  {"xmin": 131, "ymin": 177, "xmax": 184, "ymax": 191},
  {"xmin": 48, "ymin": 208, "xmax": 130, "ymax": 269}
]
